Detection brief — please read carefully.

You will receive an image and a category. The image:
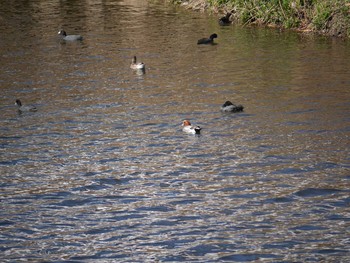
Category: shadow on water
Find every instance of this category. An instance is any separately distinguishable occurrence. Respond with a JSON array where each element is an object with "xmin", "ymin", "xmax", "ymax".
[{"xmin": 0, "ymin": 0, "xmax": 349, "ymax": 262}]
